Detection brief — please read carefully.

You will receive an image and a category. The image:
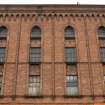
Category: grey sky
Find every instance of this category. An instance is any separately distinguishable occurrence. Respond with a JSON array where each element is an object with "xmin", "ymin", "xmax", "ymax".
[{"xmin": 0, "ymin": 0, "xmax": 105, "ymax": 4}]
